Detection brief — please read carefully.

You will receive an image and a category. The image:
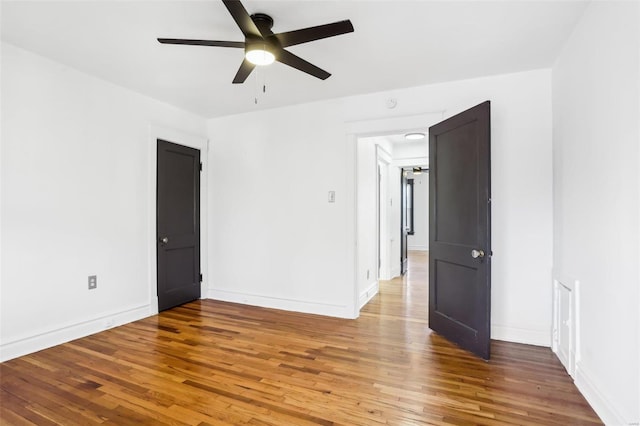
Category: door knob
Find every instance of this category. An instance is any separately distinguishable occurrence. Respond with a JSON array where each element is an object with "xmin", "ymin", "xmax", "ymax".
[
  {"xmin": 471, "ymin": 249, "xmax": 485, "ymax": 259},
  {"xmin": 160, "ymin": 237, "xmax": 169, "ymax": 244}
]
